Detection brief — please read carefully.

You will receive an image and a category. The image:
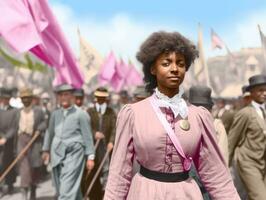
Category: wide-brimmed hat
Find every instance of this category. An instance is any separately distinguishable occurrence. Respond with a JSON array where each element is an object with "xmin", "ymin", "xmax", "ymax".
[
  {"xmin": 54, "ymin": 84, "xmax": 75, "ymax": 93},
  {"xmin": 94, "ymin": 87, "xmax": 109, "ymax": 98},
  {"xmin": 246, "ymin": 74, "xmax": 266, "ymax": 91},
  {"xmin": 19, "ymin": 88, "xmax": 33, "ymax": 98},
  {"xmin": 73, "ymin": 89, "xmax": 84, "ymax": 97},
  {"xmin": 188, "ymin": 86, "xmax": 214, "ymax": 108}
]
